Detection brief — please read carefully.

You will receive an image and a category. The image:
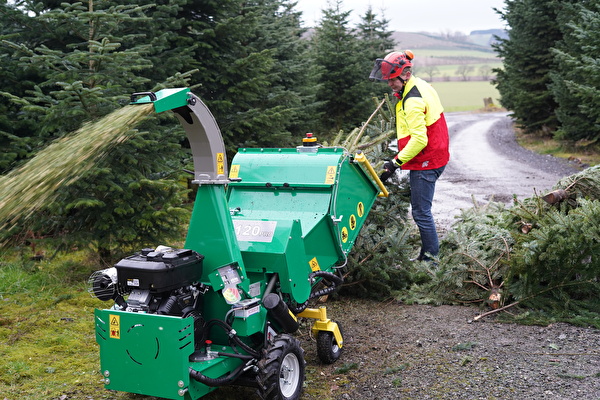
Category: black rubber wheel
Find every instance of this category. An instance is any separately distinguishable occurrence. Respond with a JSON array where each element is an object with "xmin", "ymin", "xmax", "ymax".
[
  {"xmin": 256, "ymin": 334, "xmax": 305, "ymax": 400},
  {"xmin": 316, "ymin": 322, "xmax": 343, "ymax": 364}
]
